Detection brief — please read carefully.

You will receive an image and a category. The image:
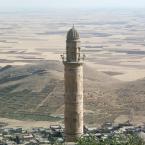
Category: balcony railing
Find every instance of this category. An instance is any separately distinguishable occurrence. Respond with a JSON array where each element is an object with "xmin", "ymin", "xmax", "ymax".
[{"xmin": 60, "ymin": 53, "xmax": 86, "ymax": 63}]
